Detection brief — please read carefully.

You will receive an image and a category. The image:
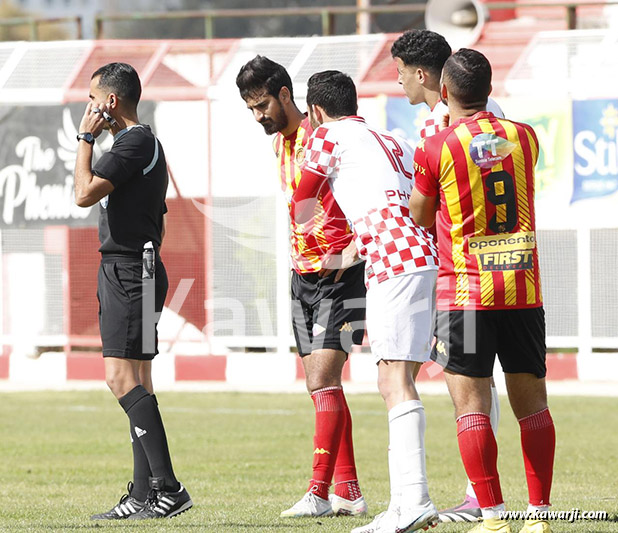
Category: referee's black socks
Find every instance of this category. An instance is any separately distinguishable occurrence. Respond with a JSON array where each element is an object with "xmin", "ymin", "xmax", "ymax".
[
  {"xmin": 129, "ymin": 421, "xmax": 151, "ymax": 501},
  {"xmin": 119, "ymin": 385, "xmax": 181, "ymax": 493}
]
